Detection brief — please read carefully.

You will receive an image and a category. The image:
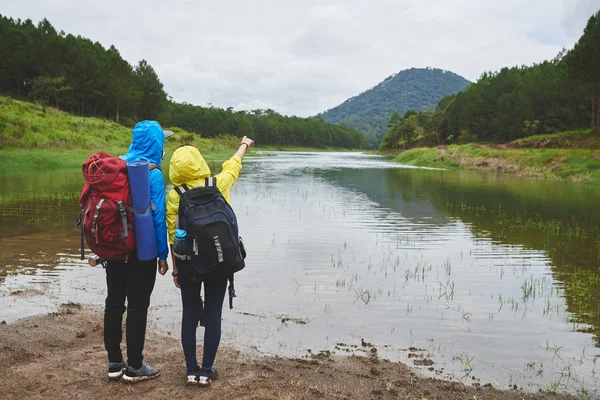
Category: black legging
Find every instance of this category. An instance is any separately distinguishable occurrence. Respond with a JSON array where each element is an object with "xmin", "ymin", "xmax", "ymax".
[
  {"xmin": 104, "ymin": 255, "xmax": 157, "ymax": 369},
  {"xmin": 179, "ymin": 275, "xmax": 227, "ymax": 374}
]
